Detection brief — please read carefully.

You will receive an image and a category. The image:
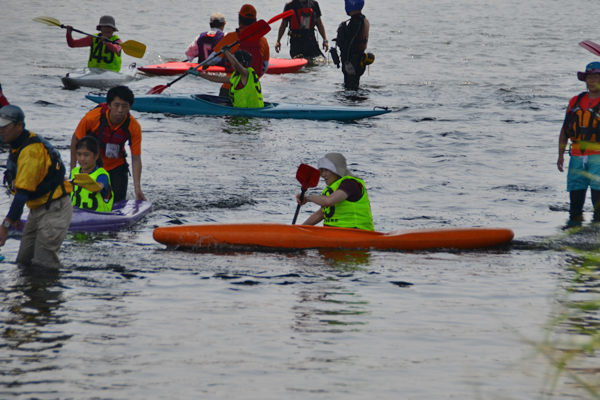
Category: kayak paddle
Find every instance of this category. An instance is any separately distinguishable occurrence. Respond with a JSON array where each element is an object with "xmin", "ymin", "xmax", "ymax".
[
  {"xmin": 33, "ymin": 16, "xmax": 146, "ymax": 59},
  {"xmin": 292, "ymin": 164, "xmax": 320, "ymax": 225},
  {"xmin": 176, "ymin": 11, "xmax": 293, "ymax": 65},
  {"xmin": 146, "ymin": 10, "xmax": 294, "ymax": 95},
  {"xmin": 268, "ymin": 10, "xmax": 294, "ymax": 24},
  {"xmin": 71, "ymin": 173, "xmax": 102, "ymax": 192},
  {"xmin": 579, "ymin": 40, "xmax": 600, "ymax": 57}
]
